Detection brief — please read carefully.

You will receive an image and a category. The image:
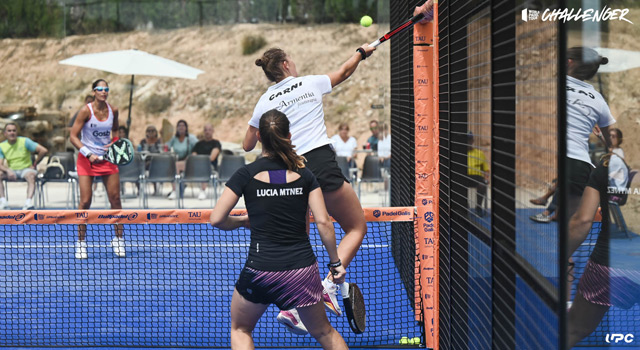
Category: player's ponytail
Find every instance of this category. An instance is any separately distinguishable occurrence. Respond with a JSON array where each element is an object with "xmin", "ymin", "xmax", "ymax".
[
  {"xmin": 259, "ymin": 109, "xmax": 305, "ymax": 171},
  {"xmin": 255, "ymin": 48, "xmax": 288, "ymax": 83}
]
